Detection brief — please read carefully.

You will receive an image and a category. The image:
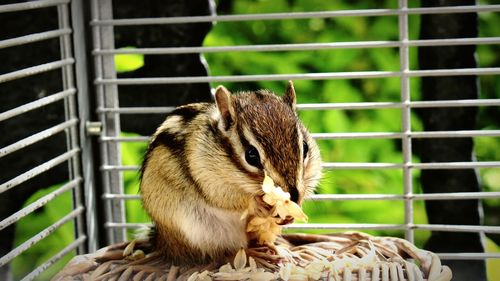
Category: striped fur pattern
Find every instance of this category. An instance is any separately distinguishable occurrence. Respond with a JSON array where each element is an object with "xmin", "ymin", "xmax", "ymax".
[{"xmin": 140, "ymin": 81, "xmax": 322, "ymax": 265}]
